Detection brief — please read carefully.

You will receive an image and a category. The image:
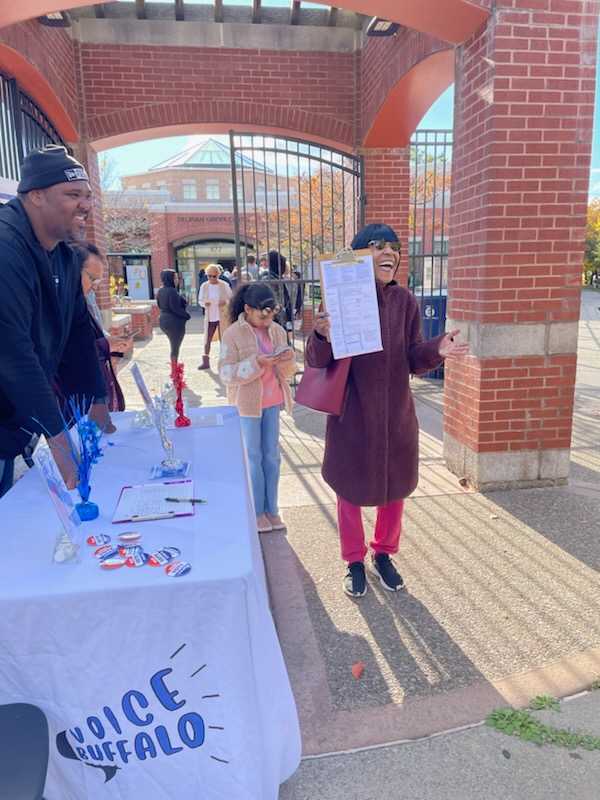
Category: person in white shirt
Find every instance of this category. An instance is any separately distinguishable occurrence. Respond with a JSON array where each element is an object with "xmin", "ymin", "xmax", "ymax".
[{"xmin": 197, "ymin": 263, "xmax": 232, "ymax": 370}]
